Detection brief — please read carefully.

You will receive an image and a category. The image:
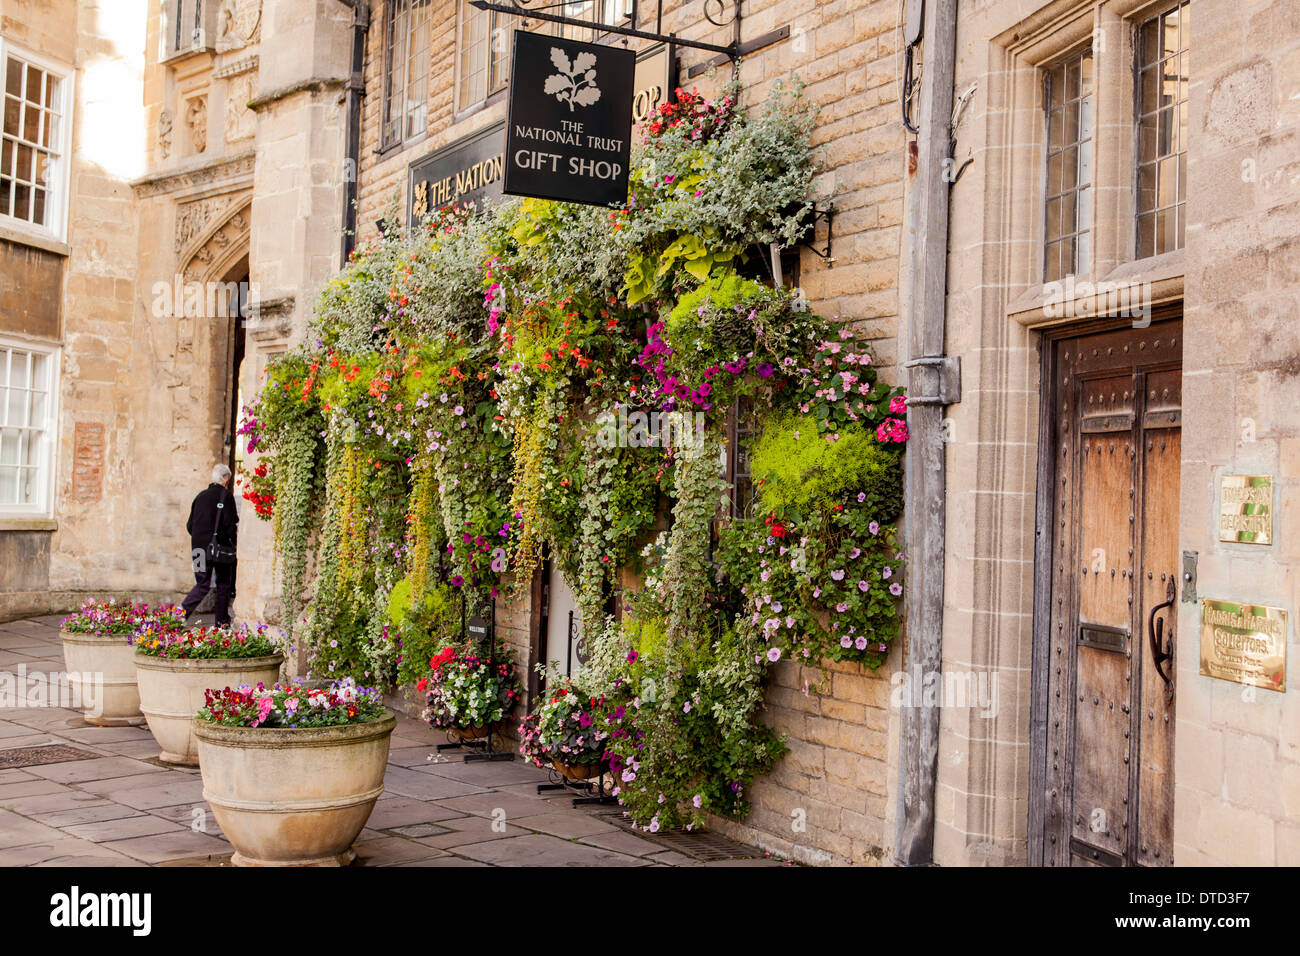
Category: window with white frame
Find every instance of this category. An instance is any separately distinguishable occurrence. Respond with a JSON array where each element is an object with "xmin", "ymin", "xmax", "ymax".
[
  {"xmin": 383, "ymin": 0, "xmax": 433, "ymax": 148},
  {"xmin": 0, "ymin": 341, "xmax": 57, "ymax": 515},
  {"xmin": 0, "ymin": 43, "xmax": 70, "ymax": 241}
]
